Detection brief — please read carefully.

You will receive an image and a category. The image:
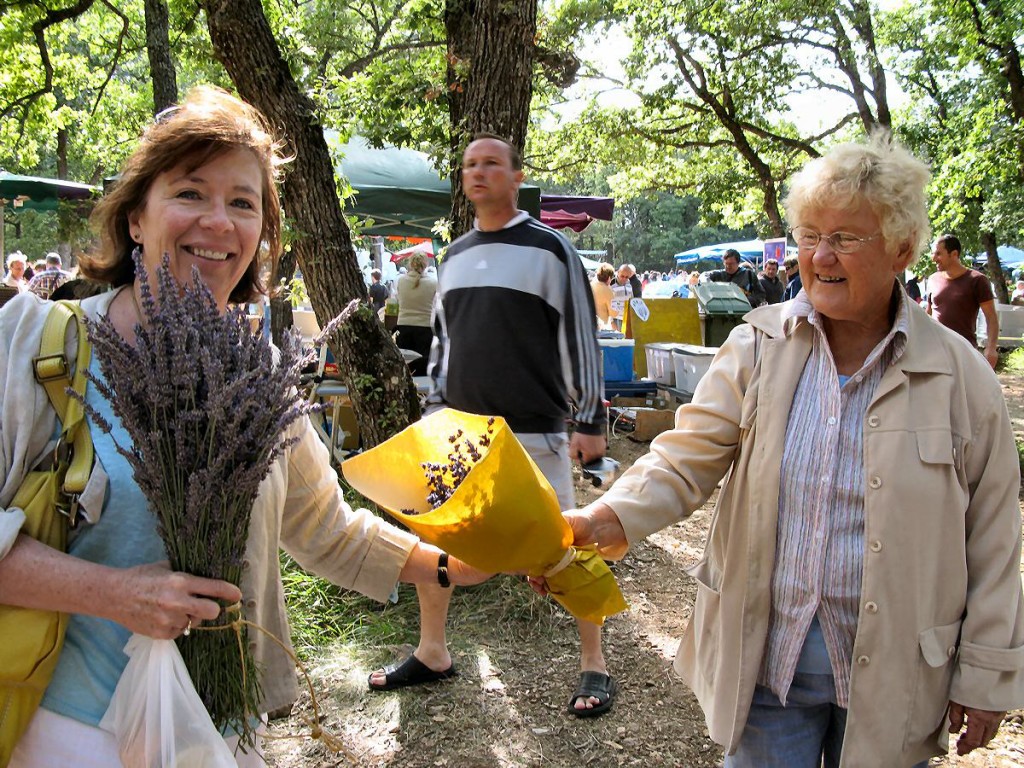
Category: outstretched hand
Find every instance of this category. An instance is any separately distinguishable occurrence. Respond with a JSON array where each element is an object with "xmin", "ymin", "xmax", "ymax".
[
  {"xmin": 948, "ymin": 701, "xmax": 1005, "ymax": 755},
  {"xmin": 564, "ymin": 503, "xmax": 629, "ymax": 560},
  {"xmin": 446, "ymin": 556, "xmax": 492, "ymax": 587},
  {"xmin": 109, "ymin": 562, "xmax": 242, "ymax": 640}
]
